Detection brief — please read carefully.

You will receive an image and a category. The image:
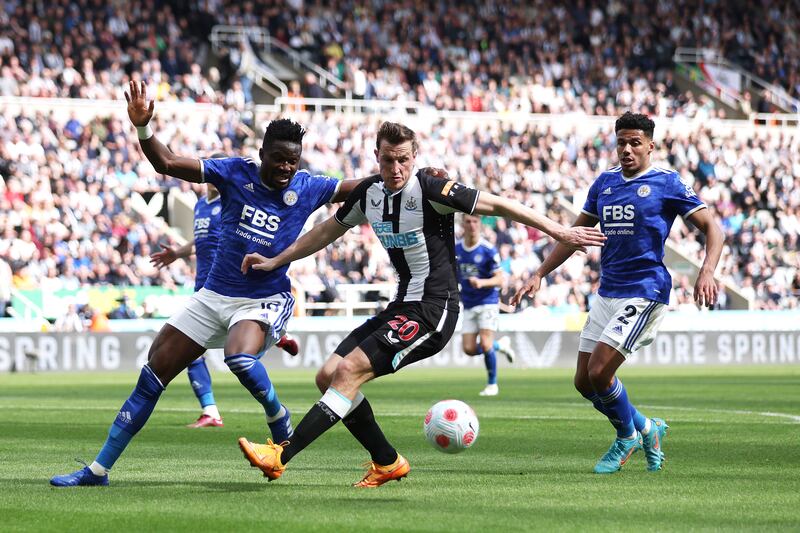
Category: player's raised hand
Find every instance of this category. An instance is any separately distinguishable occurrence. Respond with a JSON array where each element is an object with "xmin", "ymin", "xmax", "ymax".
[
  {"xmin": 241, "ymin": 252, "xmax": 278, "ymax": 274},
  {"xmin": 556, "ymin": 226, "xmax": 606, "ymax": 253},
  {"xmin": 510, "ymin": 273, "xmax": 542, "ymax": 307},
  {"xmin": 124, "ymin": 80, "xmax": 155, "ymax": 127},
  {"xmin": 150, "ymin": 244, "xmax": 178, "ymax": 269},
  {"xmin": 422, "ymin": 167, "xmax": 449, "ymax": 179},
  {"xmin": 694, "ymin": 270, "xmax": 718, "ymax": 308}
]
